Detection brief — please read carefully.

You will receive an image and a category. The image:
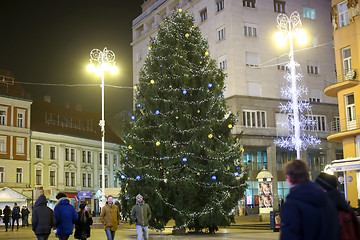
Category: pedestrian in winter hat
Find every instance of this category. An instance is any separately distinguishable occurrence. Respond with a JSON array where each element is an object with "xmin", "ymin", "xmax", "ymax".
[
  {"xmin": 315, "ymin": 172, "xmax": 338, "ymax": 191},
  {"xmin": 131, "ymin": 194, "xmax": 151, "ymax": 240}
]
